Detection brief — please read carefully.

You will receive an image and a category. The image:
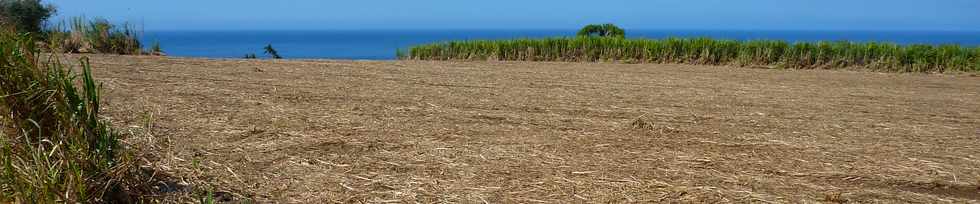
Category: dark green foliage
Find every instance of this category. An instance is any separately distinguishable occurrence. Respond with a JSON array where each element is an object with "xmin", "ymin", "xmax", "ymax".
[
  {"xmin": 577, "ymin": 24, "xmax": 625, "ymax": 38},
  {"xmin": 0, "ymin": 0, "xmax": 55, "ymax": 34},
  {"xmin": 0, "ymin": 31, "xmax": 130, "ymax": 202},
  {"xmin": 263, "ymin": 44, "xmax": 281, "ymax": 59},
  {"xmin": 406, "ymin": 37, "xmax": 980, "ymax": 73},
  {"xmin": 244, "ymin": 53, "xmax": 257, "ymax": 59}
]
